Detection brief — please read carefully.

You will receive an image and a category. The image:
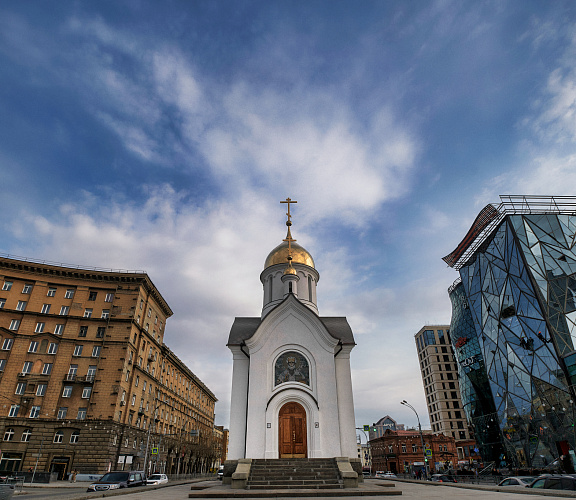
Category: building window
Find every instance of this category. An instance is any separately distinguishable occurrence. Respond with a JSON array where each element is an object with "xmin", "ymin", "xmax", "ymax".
[
  {"xmin": 3, "ymin": 428, "xmax": 14, "ymax": 441},
  {"xmin": 28, "ymin": 341, "xmax": 39, "ymax": 353},
  {"xmin": 82, "ymin": 387, "xmax": 92, "ymax": 399},
  {"xmin": 101, "ymin": 309, "xmax": 110, "ymax": 319},
  {"xmin": 70, "ymin": 431, "xmax": 79, "ymax": 444},
  {"xmin": 54, "ymin": 324, "xmax": 64, "ymax": 335},
  {"xmin": 96, "ymin": 327, "xmax": 105, "ymax": 338},
  {"xmin": 40, "ymin": 303, "xmax": 51, "ymax": 314},
  {"xmin": 2, "ymin": 338, "xmax": 13, "ymax": 350},
  {"xmin": 412, "ymin": 444, "xmax": 417, "ymax": 453},
  {"xmin": 36, "ymin": 384, "xmax": 47, "ymax": 396},
  {"xmin": 42, "ymin": 363, "xmax": 53, "ymax": 375},
  {"xmin": 22, "ymin": 361, "xmax": 33, "ymax": 374},
  {"xmin": 8, "ymin": 405, "xmax": 19, "ymax": 417},
  {"xmin": 22, "ymin": 284, "xmax": 32, "ymax": 294},
  {"xmin": 147, "ymin": 307, "xmax": 152, "ymax": 318},
  {"xmin": 2, "ymin": 281, "xmax": 13, "ymax": 291},
  {"xmin": 84, "ymin": 308, "xmax": 92, "ymax": 318},
  {"xmin": 34, "ymin": 322, "xmax": 45, "ymax": 333},
  {"xmin": 59, "ymin": 306, "xmax": 69, "ymax": 315},
  {"xmin": 87, "ymin": 365, "xmax": 96, "ymax": 380},
  {"xmin": 68, "ymin": 364, "xmax": 78, "ymax": 378},
  {"xmin": 73, "ymin": 345, "xmax": 83, "ymax": 357},
  {"xmin": 29, "ymin": 406, "xmax": 41, "ymax": 418},
  {"xmin": 88, "ymin": 291, "xmax": 97, "ymax": 301},
  {"xmin": 21, "ymin": 429, "xmax": 32, "ymax": 442},
  {"xmin": 0, "ymin": 298, "xmax": 5, "ymax": 308},
  {"xmin": 105, "ymin": 293, "xmax": 114, "ymax": 302},
  {"xmin": 0, "ymin": 359, "xmax": 5, "ymax": 372},
  {"xmin": 64, "ymin": 289, "xmax": 74, "ymax": 299},
  {"xmin": 16, "ymin": 301, "xmax": 27, "ymax": 311},
  {"xmin": 131, "ymin": 394, "xmax": 136, "ymax": 406},
  {"xmin": 78, "ymin": 326, "xmax": 88, "ymax": 337},
  {"xmin": 15, "ymin": 382, "xmax": 26, "ymax": 395},
  {"xmin": 48, "ymin": 342, "xmax": 58, "ymax": 354},
  {"xmin": 92, "ymin": 346, "xmax": 101, "ymax": 357},
  {"xmin": 125, "ymin": 370, "xmax": 130, "ymax": 382},
  {"xmin": 8, "ymin": 320, "xmax": 20, "ymax": 331},
  {"xmin": 62, "ymin": 386, "xmax": 73, "ymax": 398},
  {"xmin": 135, "ymin": 376, "xmax": 139, "ymax": 387},
  {"xmin": 54, "ymin": 430, "xmax": 64, "ymax": 442},
  {"xmin": 47, "ymin": 287, "xmax": 56, "ymax": 297},
  {"xmin": 77, "ymin": 408, "xmax": 87, "ymax": 420}
]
